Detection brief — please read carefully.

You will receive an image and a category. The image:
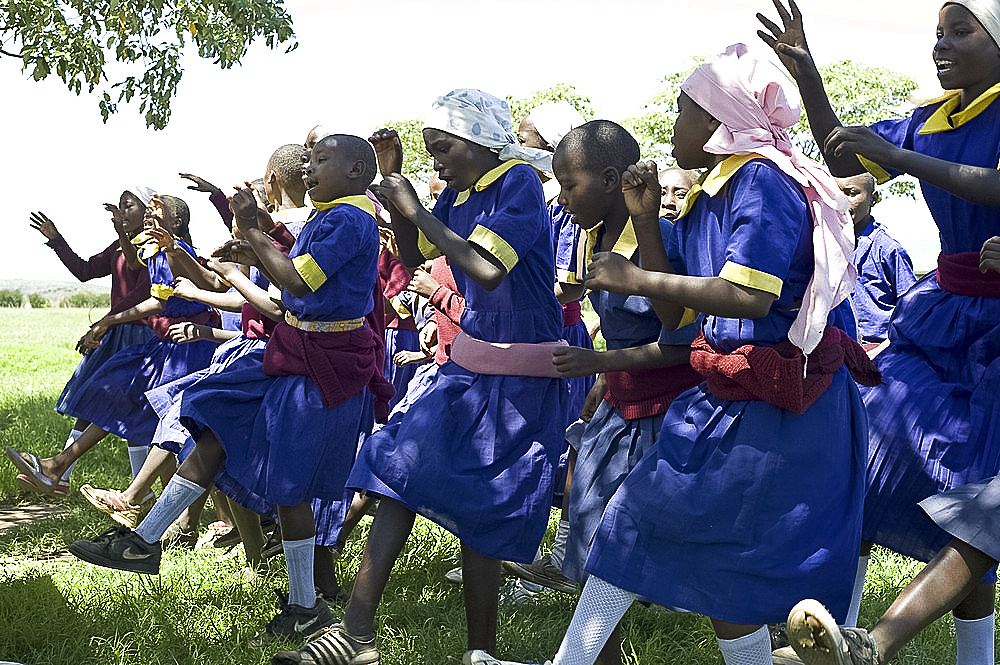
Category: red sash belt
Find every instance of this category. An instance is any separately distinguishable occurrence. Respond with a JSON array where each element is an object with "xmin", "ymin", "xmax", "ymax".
[
  {"xmin": 936, "ymin": 251, "xmax": 1000, "ymax": 297},
  {"xmin": 690, "ymin": 327, "xmax": 881, "ymax": 414},
  {"xmin": 146, "ymin": 309, "xmax": 220, "ymax": 341},
  {"xmin": 604, "ymin": 364, "xmax": 703, "ymax": 420},
  {"xmin": 562, "ymin": 301, "xmax": 582, "ymax": 327}
]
